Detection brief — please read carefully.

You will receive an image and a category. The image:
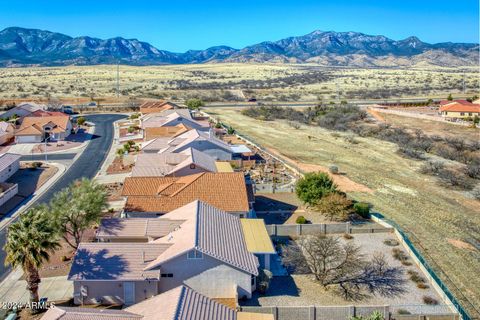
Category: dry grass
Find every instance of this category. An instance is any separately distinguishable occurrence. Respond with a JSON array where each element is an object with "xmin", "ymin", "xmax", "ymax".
[
  {"xmin": 205, "ymin": 107, "xmax": 480, "ymax": 317},
  {"xmin": 0, "ymin": 64, "xmax": 477, "ymax": 102}
]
